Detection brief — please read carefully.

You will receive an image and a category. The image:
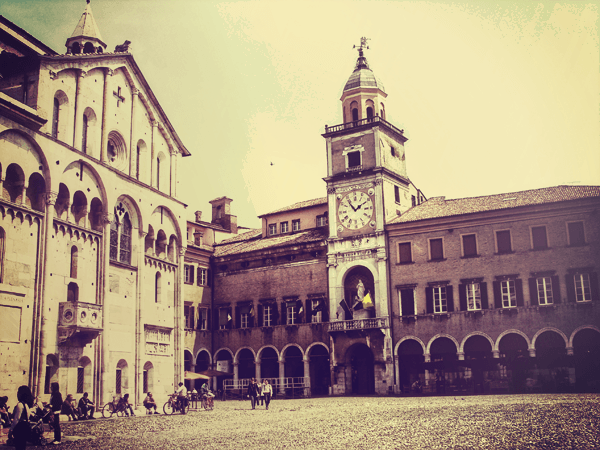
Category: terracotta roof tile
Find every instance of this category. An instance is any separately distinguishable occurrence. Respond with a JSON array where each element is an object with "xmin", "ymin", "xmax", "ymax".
[
  {"xmin": 389, "ymin": 185, "xmax": 600, "ymax": 224},
  {"xmin": 214, "ymin": 228, "xmax": 327, "ymax": 257},
  {"xmin": 259, "ymin": 197, "xmax": 327, "ymax": 217}
]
